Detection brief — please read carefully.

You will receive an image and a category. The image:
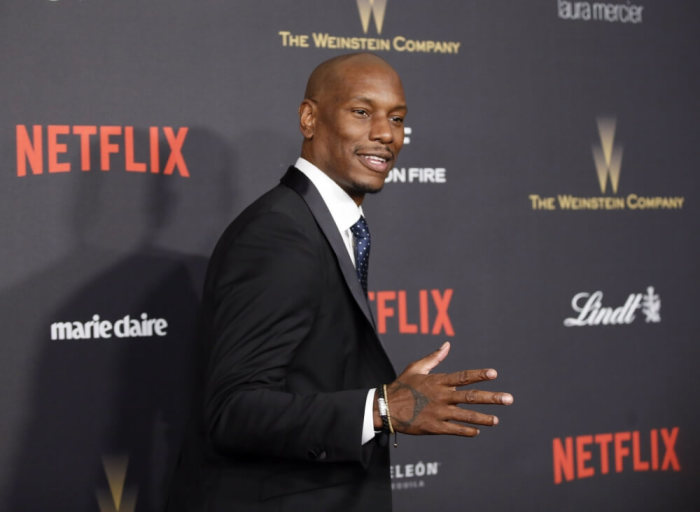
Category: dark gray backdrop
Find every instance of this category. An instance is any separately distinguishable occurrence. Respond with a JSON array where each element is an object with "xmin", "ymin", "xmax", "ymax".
[{"xmin": 1, "ymin": 1, "xmax": 698, "ymax": 511}]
